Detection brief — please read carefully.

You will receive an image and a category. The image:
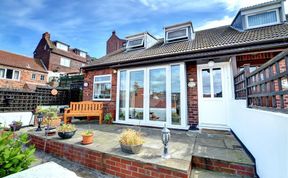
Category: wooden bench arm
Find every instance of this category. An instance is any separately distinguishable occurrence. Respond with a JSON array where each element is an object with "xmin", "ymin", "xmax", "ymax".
[{"xmin": 64, "ymin": 108, "xmax": 71, "ymax": 114}]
